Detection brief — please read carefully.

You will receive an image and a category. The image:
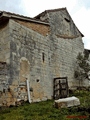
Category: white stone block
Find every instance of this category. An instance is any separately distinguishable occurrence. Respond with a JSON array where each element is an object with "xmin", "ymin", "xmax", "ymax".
[{"xmin": 55, "ymin": 96, "xmax": 80, "ymax": 108}]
